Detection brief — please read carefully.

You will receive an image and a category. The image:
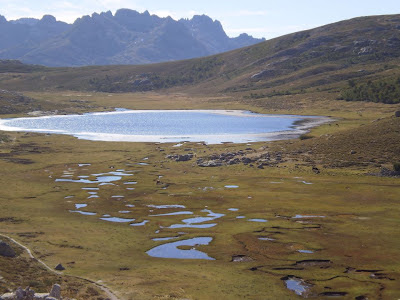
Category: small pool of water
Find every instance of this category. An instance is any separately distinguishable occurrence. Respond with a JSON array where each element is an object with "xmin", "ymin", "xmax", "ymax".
[
  {"xmin": 225, "ymin": 185, "xmax": 239, "ymax": 189},
  {"xmin": 56, "ymin": 175, "xmax": 121, "ymax": 184},
  {"xmin": 69, "ymin": 210, "xmax": 97, "ymax": 216},
  {"xmin": 150, "ymin": 211, "xmax": 194, "ymax": 217},
  {"xmin": 248, "ymin": 218, "xmax": 268, "ymax": 223},
  {"xmin": 100, "ymin": 217, "xmax": 136, "ymax": 223},
  {"xmin": 166, "ymin": 209, "xmax": 223, "ymax": 229},
  {"xmin": 152, "ymin": 236, "xmax": 179, "ymax": 241},
  {"xmin": 148, "ymin": 204, "xmax": 186, "ymax": 209},
  {"xmin": 0, "ymin": 110, "xmax": 327, "ymax": 144},
  {"xmin": 293, "ymin": 215, "xmax": 325, "ymax": 219},
  {"xmin": 75, "ymin": 204, "xmax": 87, "ymax": 209},
  {"xmin": 78, "ymin": 163, "xmax": 91, "ymax": 167},
  {"xmin": 283, "ymin": 276, "xmax": 311, "ymax": 296},
  {"xmin": 228, "ymin": 208, "xmax": 239, "ymax": 211},
  {"xmin": 259, "ymin": 237, "xmax": 275, "ymax": 241},
  {"xmin": 298, "ymin": 250, "xmax": 314, "ymax": 254},
  {"xmin": 146, "ymin": 237, "xmax": 214, "ymax": 260},
  {"xmin": 130, "ymin": 220, "xmax": 149, "ymax": 227}
]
